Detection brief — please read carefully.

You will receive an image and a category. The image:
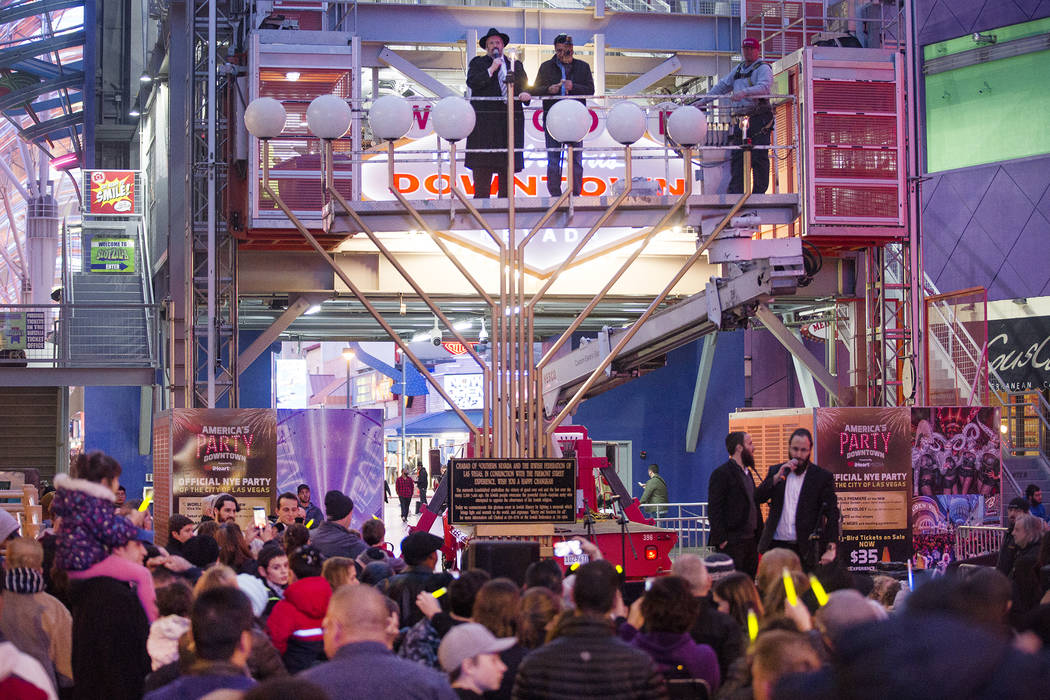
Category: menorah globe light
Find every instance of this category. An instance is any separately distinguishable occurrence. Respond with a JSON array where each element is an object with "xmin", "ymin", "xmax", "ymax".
[
  {"xmin": 432, "ymin": 96, "xmax": 476, "ymax": 142},
  {"xmin": 606, "ymin": 102, "xmax": 646, "ymax": 145},
  {"xmin": 369, "ymin": 95, "xmax": 413, "ymax": 141},
  {"xmin": 545, "ymin": 99, "xmax": 591, "ymax": 144},
  {"xmin": 666, "ymin": 105, "xmax": 708, "ymax": 147},
  {"xmin": 306, "ymin": 94, "xmax": 352, "ymax": 139},
  {"xmin": 244, "ymin": 97, "xmax": 287, "ymax": 139}
]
